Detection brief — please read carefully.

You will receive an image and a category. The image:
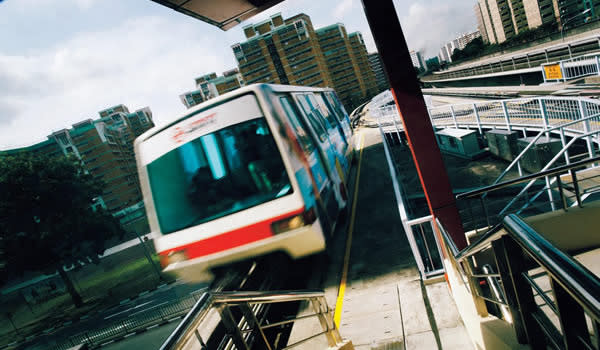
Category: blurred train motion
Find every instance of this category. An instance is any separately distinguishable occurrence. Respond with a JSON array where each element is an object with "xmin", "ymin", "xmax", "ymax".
[{"xmin": 134, "ymin": 84, "xmax": 355, "ymax": 281}]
